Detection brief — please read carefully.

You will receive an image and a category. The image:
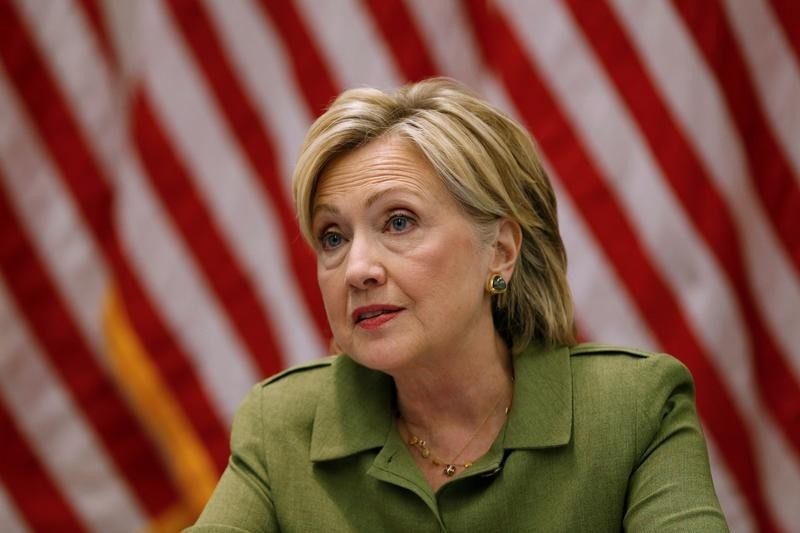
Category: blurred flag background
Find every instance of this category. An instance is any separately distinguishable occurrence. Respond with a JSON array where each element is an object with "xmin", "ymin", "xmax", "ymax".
[{"xmin": 0, "ymin": 0, "xmax": 798, "ymax": 531}]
